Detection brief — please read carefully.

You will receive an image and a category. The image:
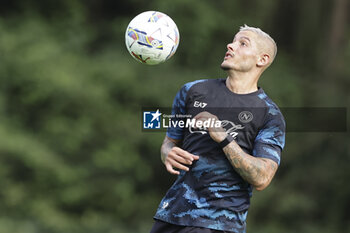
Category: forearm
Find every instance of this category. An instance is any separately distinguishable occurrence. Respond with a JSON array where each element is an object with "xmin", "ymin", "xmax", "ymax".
[
  {"xmin": 223, "ymin": 141, "xmax": 277, "ymax": 190},
  {"xmin": 160, "ymin": 136, "xmax": 179, "ymax": 163},
  {"xmin": 193, "ymin": 111, "xmax": 278, "ymax": 190},
  {"xmin": 160, "ymin": 136, "xmax": 198, "ymax": 175}
]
